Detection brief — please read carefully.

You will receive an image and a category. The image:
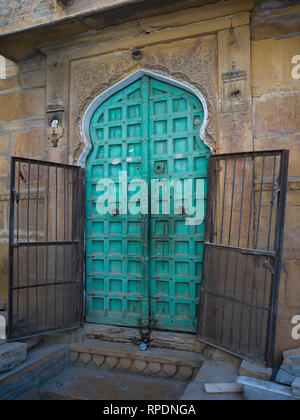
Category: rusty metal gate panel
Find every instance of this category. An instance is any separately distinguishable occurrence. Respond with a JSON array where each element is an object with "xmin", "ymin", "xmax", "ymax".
[
  {"xmin": 8, "ymin": 157, "xmax": 85, "ymax": 341},
  {"xmin": 197, "ymin": 150, "xmax": 289, "ymax": 366}
]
